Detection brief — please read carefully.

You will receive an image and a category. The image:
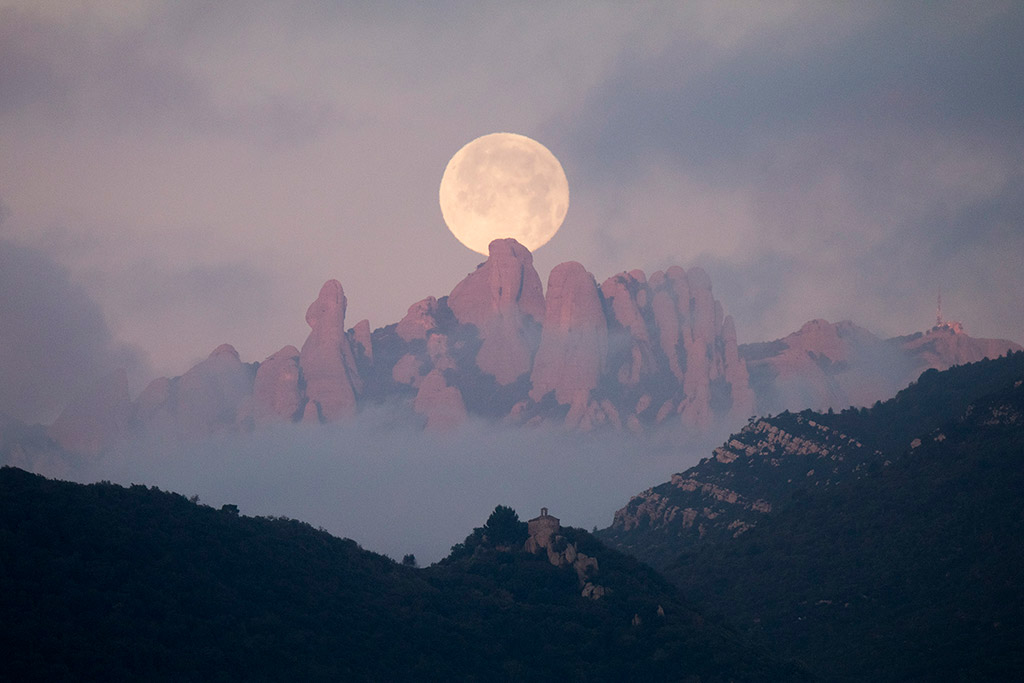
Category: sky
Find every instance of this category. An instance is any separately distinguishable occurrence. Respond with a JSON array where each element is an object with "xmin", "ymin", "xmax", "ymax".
[{"xmin": 2, "ymin": 1, "xmax": 1023, "ymax": 423}]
